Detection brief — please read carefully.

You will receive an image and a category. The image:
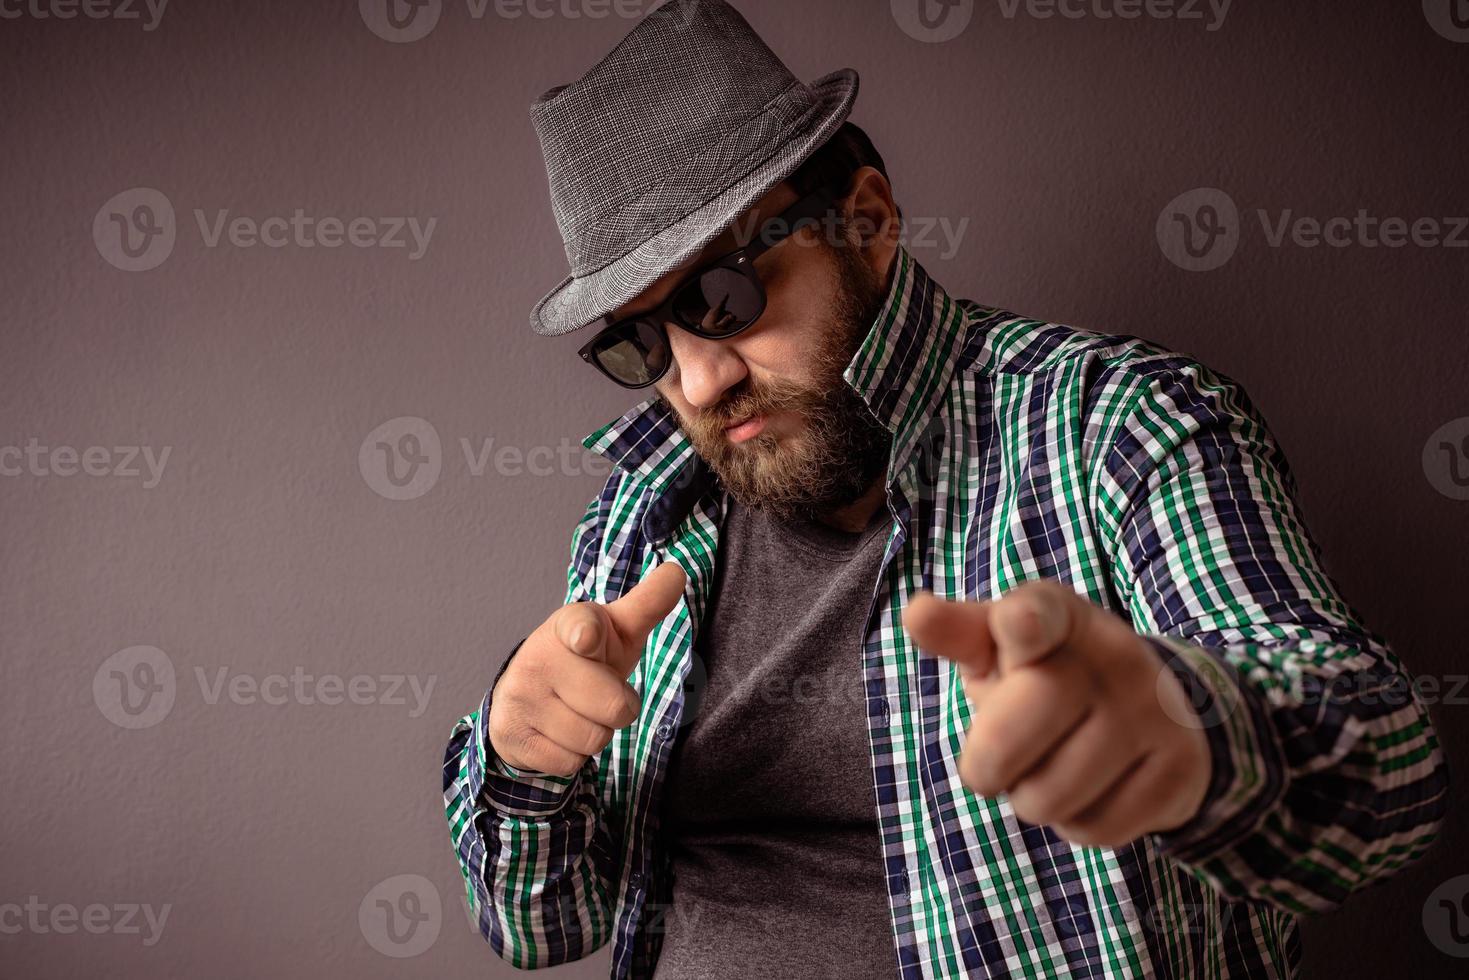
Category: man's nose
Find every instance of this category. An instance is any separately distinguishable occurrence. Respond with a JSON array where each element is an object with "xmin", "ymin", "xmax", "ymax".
[{"xmin": 666, "ymin": 324, "xmax": 748, "ymax": 410}]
